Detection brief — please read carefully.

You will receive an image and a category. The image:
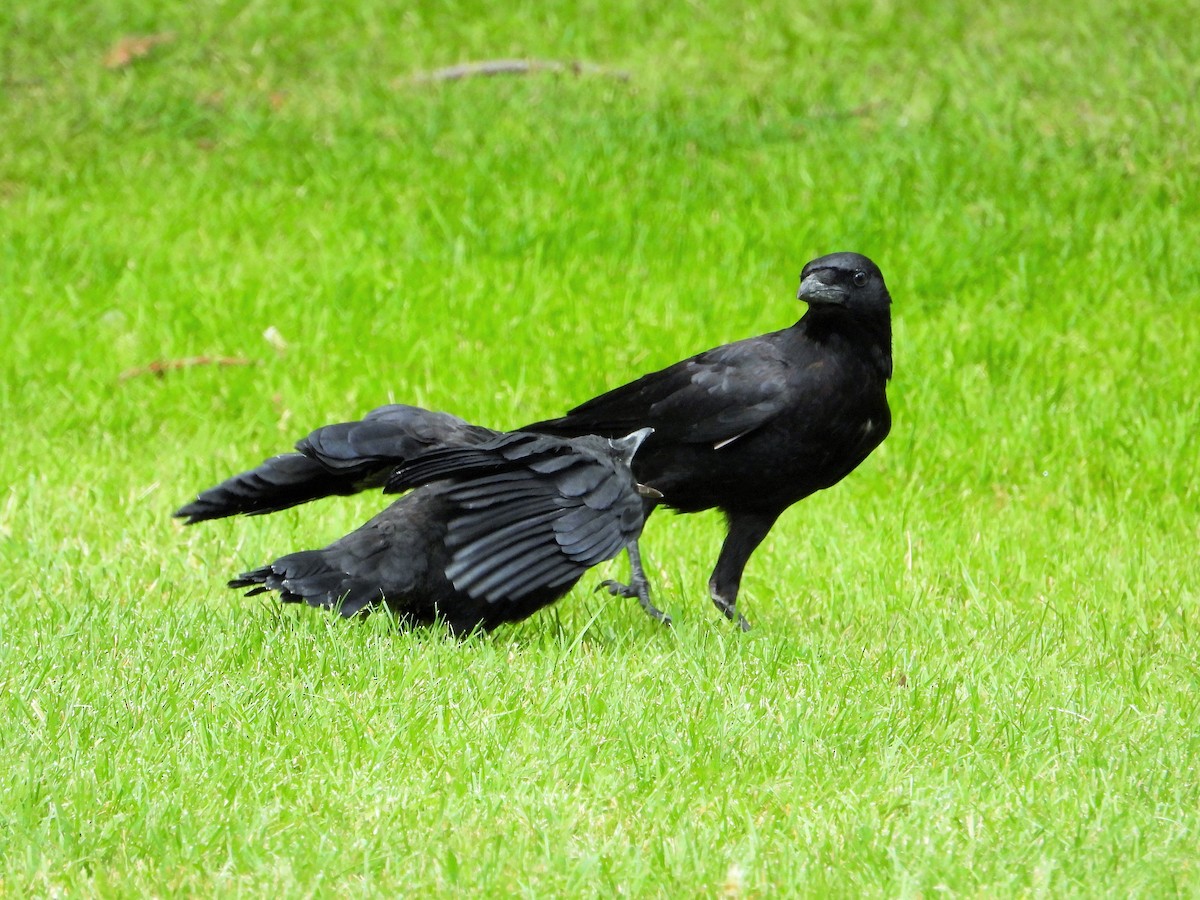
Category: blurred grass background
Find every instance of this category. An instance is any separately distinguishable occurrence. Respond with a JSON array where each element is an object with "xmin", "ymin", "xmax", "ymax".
[{"xmin": 1, "ymin": 0, "xmax": 1198, "ymax": 894}]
